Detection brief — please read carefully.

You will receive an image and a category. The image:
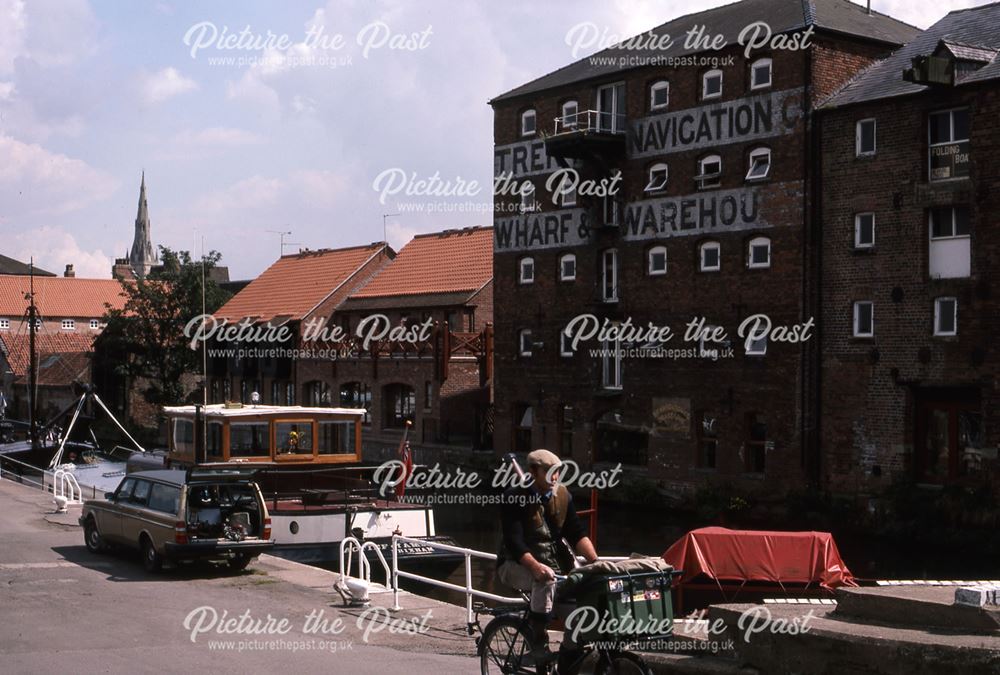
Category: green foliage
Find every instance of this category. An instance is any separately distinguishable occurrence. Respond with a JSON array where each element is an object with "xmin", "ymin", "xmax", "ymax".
[{"xmin": 95, "ymin": 247, "xmax": 231, "ymax": 409}]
